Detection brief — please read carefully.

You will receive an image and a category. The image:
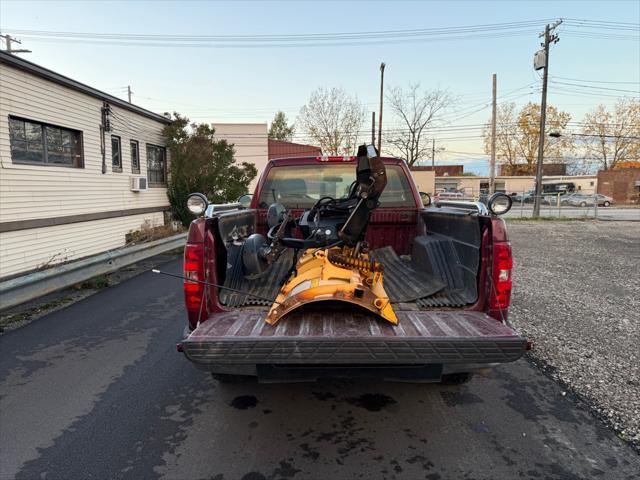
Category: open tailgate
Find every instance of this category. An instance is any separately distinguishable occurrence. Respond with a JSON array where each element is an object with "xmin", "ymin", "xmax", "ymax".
[{"xmin": 181, "ymin": 310, "xmax": 527, "ymax": 366}]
